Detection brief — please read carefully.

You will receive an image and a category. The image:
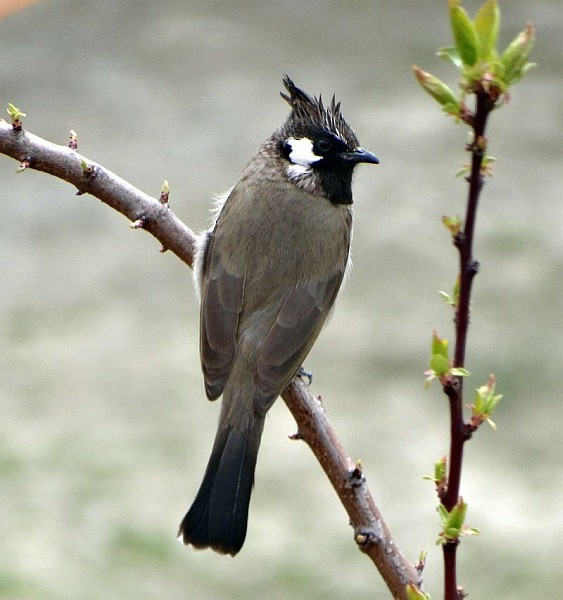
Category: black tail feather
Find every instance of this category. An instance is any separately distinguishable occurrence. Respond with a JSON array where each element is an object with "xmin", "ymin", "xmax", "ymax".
[{"xmin": 178, "ymin": 417, "xmax": 264, "ymax": 556}]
